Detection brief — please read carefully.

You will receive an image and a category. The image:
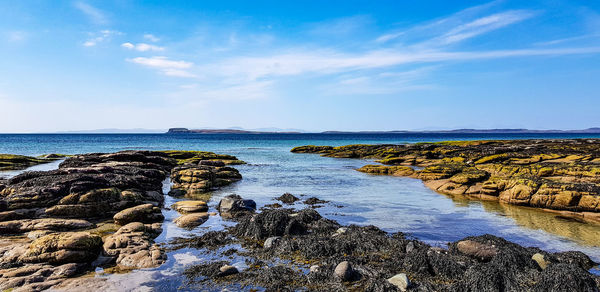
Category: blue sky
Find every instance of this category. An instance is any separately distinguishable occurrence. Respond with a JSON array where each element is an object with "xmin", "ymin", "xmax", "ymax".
[{"xmin": 1, "ymin": 0, "xmax": 599, "ymax": 132}]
